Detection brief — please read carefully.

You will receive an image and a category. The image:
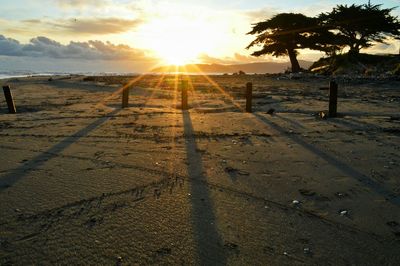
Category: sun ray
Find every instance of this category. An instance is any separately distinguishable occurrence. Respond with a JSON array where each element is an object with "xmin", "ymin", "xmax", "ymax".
[
  {"xmin": 142, "ymin": 73, "xmax": 166, "ymax": 108},
  {"xmin": 191, "ymin": 65, "xmax": 245, "ymax": 112},
  {"xmin": 182, "ymin": 66, "xmax": 200, "ymax": 109},
  {"xmin": 166, "ymin": 67, "xmax": 181, "ymax": 177},
  {"xmin": 95, "ymin": 63, "xmax": 163, "ymax": 109}
]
